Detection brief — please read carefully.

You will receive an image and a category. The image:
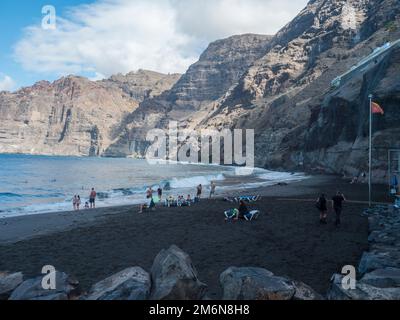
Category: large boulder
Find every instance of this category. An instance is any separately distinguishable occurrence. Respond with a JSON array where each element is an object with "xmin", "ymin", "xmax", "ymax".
[
  {"xmin": 86, "ymin": 267, "xmax": 151, "ymax": 300},
  {"xmin": 150, "ymin": 245, "xmax": 207, "ymax": 300},
  {"xmin": 360, "ymin": 268, "xmax": 400, "ymax": 288},
  {"xmin": 358, "ymin": 251, "xmax": 400, "ymax": 274},
  {"xmin": 292, "ymin": 280, "xmax": 324, "ymax": 300},
  {"xmin": 368, "ymin": 231, "xmax": 397, "ymax": 246},
  {"xmin": 0, "ymin": 272, "xmax": 24, "ymax": 300},
  {"xmin": 327, "ymin": 274, "xmax": 400, "ymax": 300},
  {"xmin": 9, "ymin": 271, "xmax": 79, "ymax": 300},
  {"xmin": 220, "ymin": 267, "xmax": 296, "ymax": 300}
]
